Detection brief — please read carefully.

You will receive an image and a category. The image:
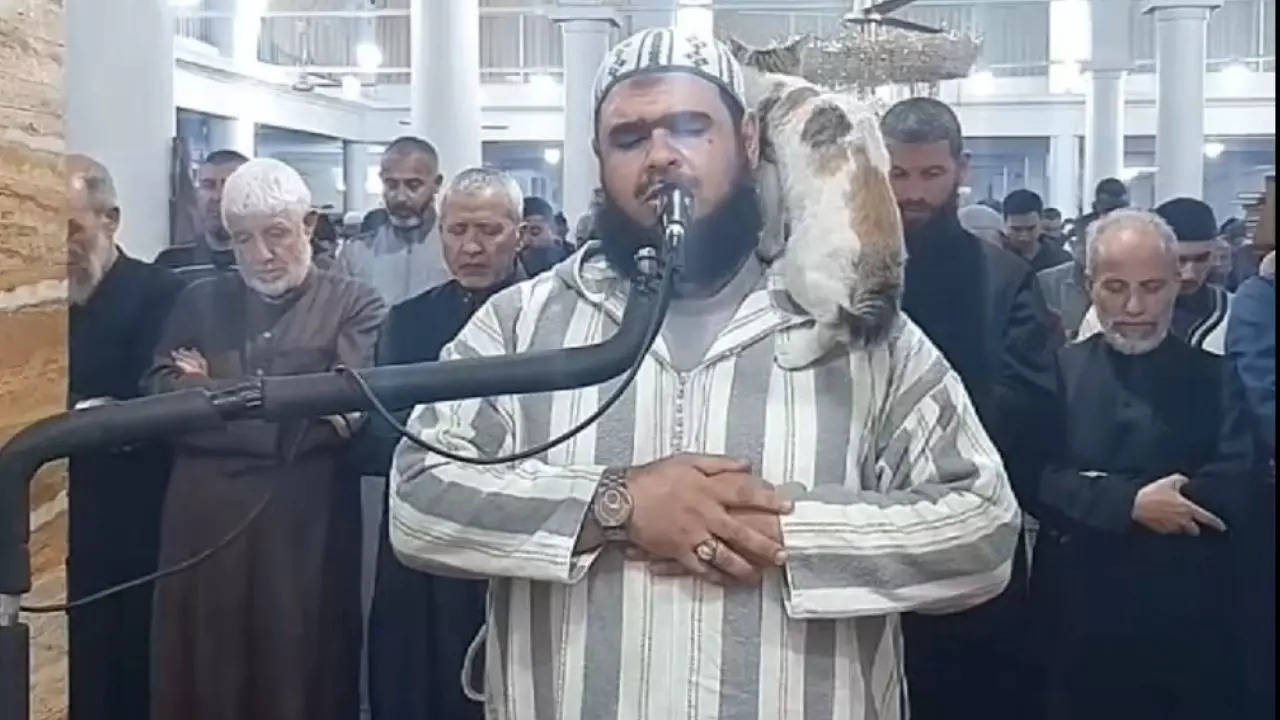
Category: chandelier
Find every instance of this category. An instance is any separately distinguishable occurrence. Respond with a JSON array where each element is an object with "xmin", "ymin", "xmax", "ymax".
[
  {"xmin": 729, "ymin": 25, "xmax": 982, "ymax": 98},
  {"xmin": 803, "ymin": 29, "xmax": 982, "ymax": 94}
]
